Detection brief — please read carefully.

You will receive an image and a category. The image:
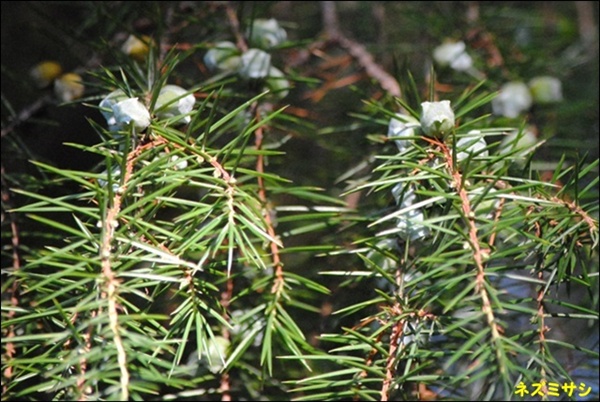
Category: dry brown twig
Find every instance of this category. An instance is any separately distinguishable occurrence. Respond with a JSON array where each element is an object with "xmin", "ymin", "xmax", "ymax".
[{"xmin": 320, "ymin": 1, "xmax": 401, "ymax": 98}]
